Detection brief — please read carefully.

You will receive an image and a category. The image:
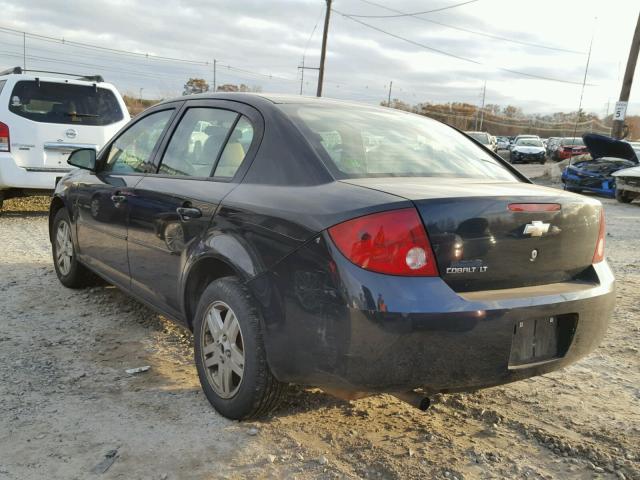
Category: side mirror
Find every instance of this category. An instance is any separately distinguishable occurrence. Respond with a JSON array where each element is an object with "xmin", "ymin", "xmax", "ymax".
[{"xmin": 68, "ymin": 148, "xmax": 96, "ymax": 171}]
